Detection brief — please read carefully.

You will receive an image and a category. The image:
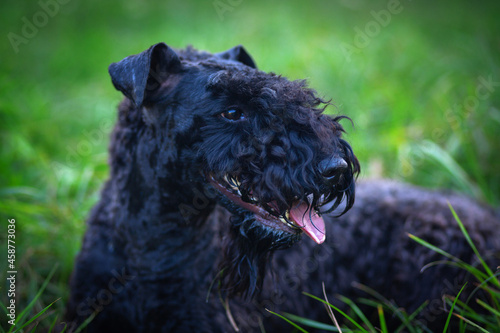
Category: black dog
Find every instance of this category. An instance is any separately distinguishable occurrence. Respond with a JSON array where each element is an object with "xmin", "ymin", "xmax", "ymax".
[{"xmin": 65, "ymin": 43, "xmax": 500, "ymax": 332}]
